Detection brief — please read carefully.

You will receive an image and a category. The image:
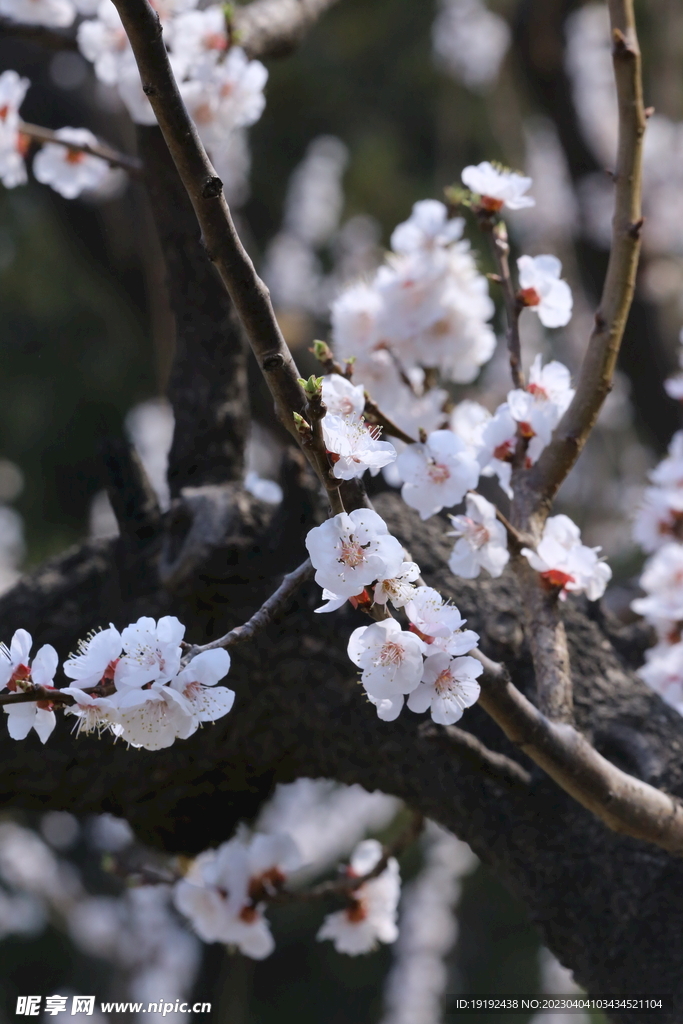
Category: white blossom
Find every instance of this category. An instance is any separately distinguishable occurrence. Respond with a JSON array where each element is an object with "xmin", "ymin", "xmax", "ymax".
[
  {"xmin": 461, "ymin": 160, "xmax": 535, "ymax": 211},
  {"xmin": 323, "ymin": 414, "xmax": 397, "ymax": 480},
  {"xmin": 449, "ymin": 400, "xmax": 491, "ymax": 456},
  {"xmin": 170, "ymin": 649, "xmax": 235, "ymax": 726},
  {"xmin": 373, "ymin": 562, "xmax": 421, "ymax": 608},
  {"xmin": 395, "ymin": 430, "xmax": 479, "ymax": 520},
  {"xmin": 0, "ymin": 634, "xmax": 58, "ymax": 743},
  {"xmin": 115, "ymin": 684, "xmax": 196, "ymax": 751},
  {"xmin": 404, "ymin": 587, "xmax": 479, "ymax": 655},
  {"xmin": 516, "ymin": 254, "xmax": 573, "ymax": 328},
  {"xmin": 448, "ymin": 492, "xmax": 509, "ymax": 579},
  {"xmin": 77, "ymin": 0, "xmax": 131, "ymax": 86},
  {"xmin": 63, "ymin": 625, "xmax": 122, "ymax": 690},
  {"xmin": 115, "ymin": 615, "xmax": 185, "ymax": 690},
  {"xmin": 407, "ymin": 651, "xmax": 482, "ymax": 725},
  {"xmin": 330, "ymin": 281, "xmax": 382, "ymax": 366},
  {"xmin": 174, "ymin": 830, "xmax": 300, "ymax": 958},
  {"xmin": 181, "ymin": 47, "xmax": 268, "ymax": 146},
  {"xmin": 321, "ymin": 373, "xmax": 365, "ymax": 418},
  {"xmin": 0, "ymin": 141, "xmax": 28, "ymax": 189},
  {"xmin": 0, "ymin": 0, "xmax": 74, "ymax": 26},
  {"xmin": 521, "ymin": 514, "xmax": 612, "ymax": 600},
  {"xmin": 305, "ymin": 510, "xmax": 404, "ymax": 600},
  {"xmin": 637, "ymin": 641, "xmax": 683, "ymax": 715},
  {"xmin": 375, "ymin": 250, "xmax": 451, "ymax": 347},
  {"xmin": 633, "ymin": 487, "xmax": 683, "ymax": 553},
  {"xmin": 313, "ymin": 589, "xmax": 349, "ymax": 615},
  {"xmin": 317, "ymin": 839, "xmax": 400, "ymax": 955},
  {"xmin": 0, "ymin": 70, "xmax": 29, "ymax": 133},
  {"xmin": 347, "ymin": 618, "xmax": 425, "ymax": 701},
  {"xmin": 0, "ymin": 70, "xmax": 30, "ymax": 189},
  {"xmin": 507, "ymin": 355, "xmax": 574, "ymax": 453},
  {"xmin": 649, "ymin": 432, "xmax": 683, "ymax": 489},
  {"xmin": 477, "ymin": 403, "xmax": 517, "ymax": 497},
  {"xmin": 631, "ymin": 543, "xmax": 683, "ymax": 639},
  {"xmin": 390, "ymin": 200, "xmax": 464, "ymax": 254},
  {"xmin": 166, "ymin": 4, "xmax": 228, "ymax": 78},
  {"xmin": 432, "ymin": 0, "xmax": 510, "ymax": 93},
  {"xmin": 62, "ymin": 689, "xmax": 121, "ymax": 737},
  {"xmin": 33, "ymin": 128, "xmax": 110, "ymax": 199}
]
